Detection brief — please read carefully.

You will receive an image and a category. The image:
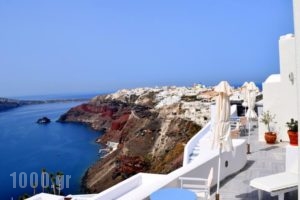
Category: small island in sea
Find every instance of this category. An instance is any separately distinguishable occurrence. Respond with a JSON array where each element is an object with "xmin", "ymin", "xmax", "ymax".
[
  {"xmin": 36, "ymin": 116, "xmax": 51, "ymax": 124},
  {"xmin": 58, "ymin": 84, "xmax": 248, "ymax": 193}
]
